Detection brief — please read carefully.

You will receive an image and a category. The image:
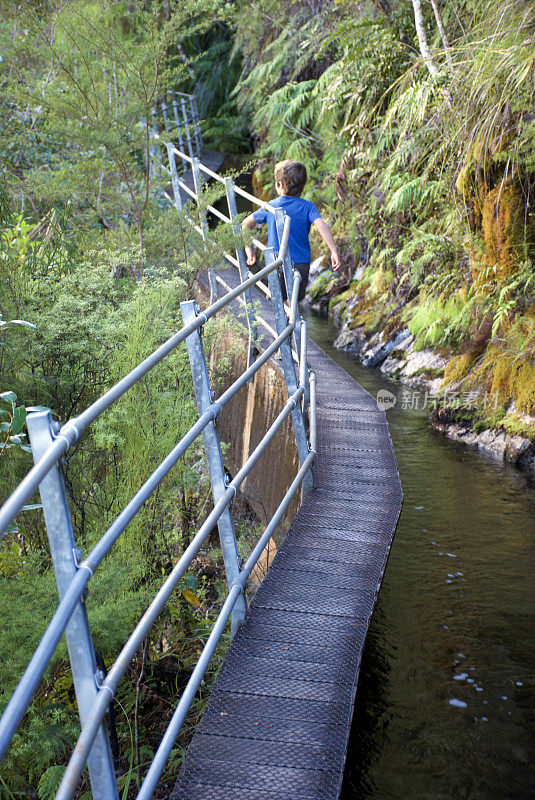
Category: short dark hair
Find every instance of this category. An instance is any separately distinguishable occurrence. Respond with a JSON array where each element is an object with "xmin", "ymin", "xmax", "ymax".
[{"xmin": 274, "ymin": 160, "xmax": 307, "ymax": 196}]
